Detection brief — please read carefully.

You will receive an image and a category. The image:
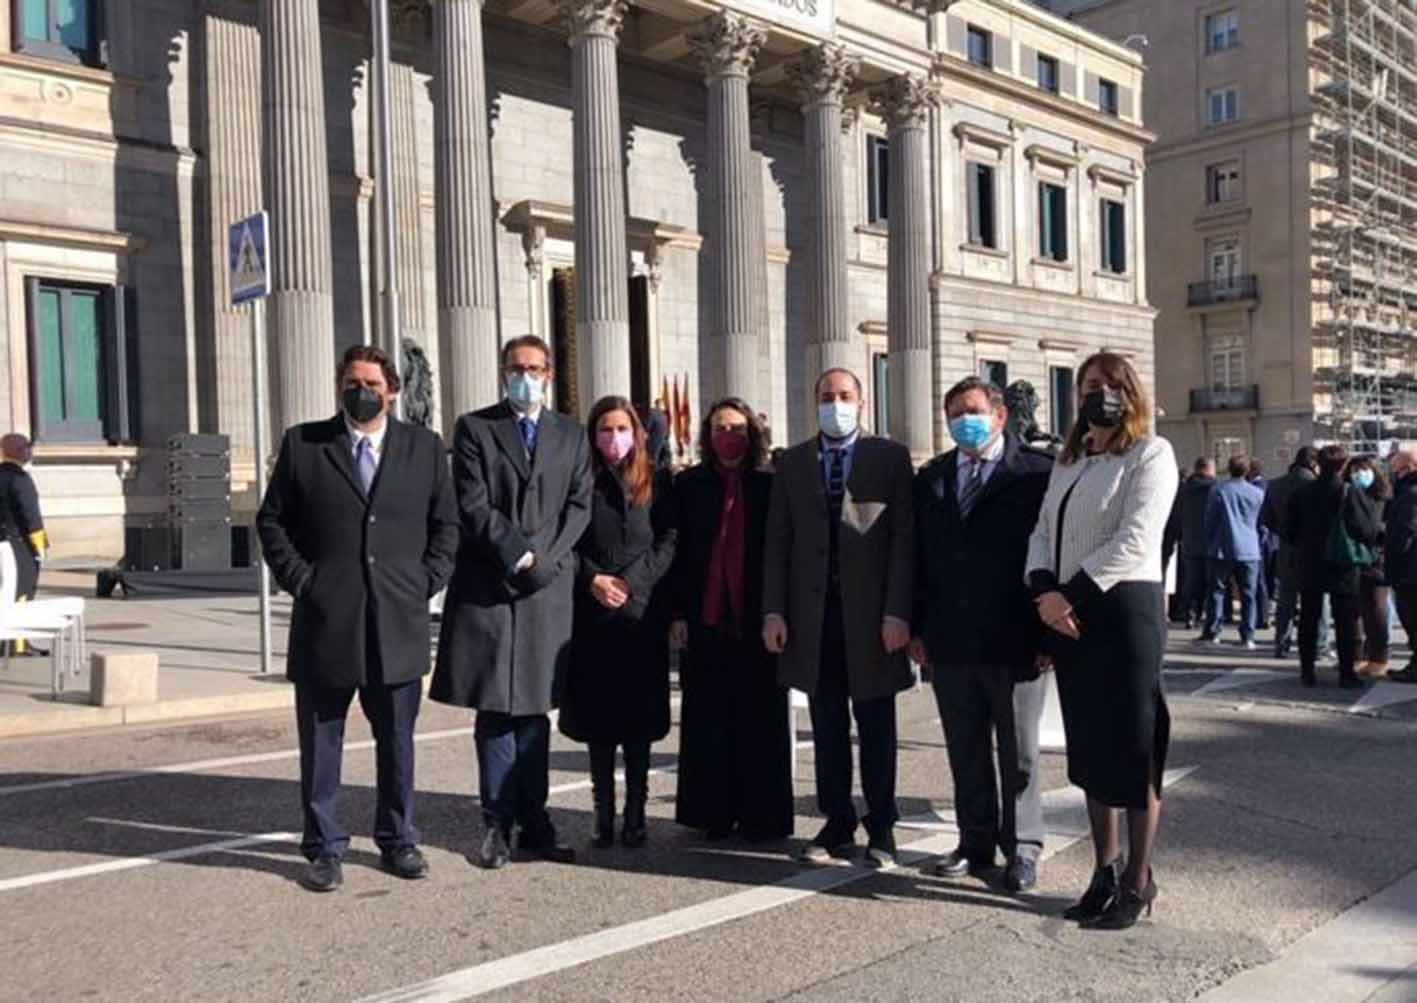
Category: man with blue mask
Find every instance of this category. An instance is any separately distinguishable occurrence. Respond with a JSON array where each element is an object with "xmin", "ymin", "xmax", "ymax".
[
  {"xmin": 763, "ymin": 368, "xmax": 915, "ymax": 868},
  {"xmin": 432, "ymin": 334, "xmax": 592, "ymax": 870},
  {"xmin": 910, "ymin": 376, "xmax": 1053, "ymax": 892}
]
